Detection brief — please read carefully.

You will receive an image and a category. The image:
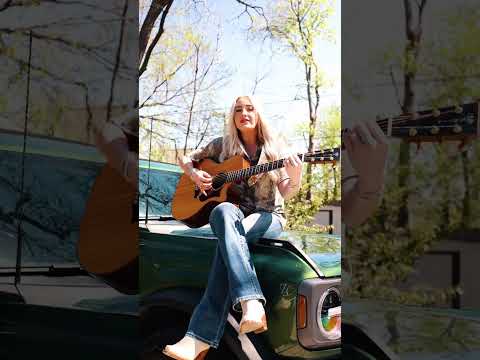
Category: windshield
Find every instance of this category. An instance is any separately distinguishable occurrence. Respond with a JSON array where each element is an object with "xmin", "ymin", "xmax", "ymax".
[
  {"xmin": 0, "ymin": 131, "xmax": 104, "ymax": 270},
  {"xmin": 139, "ymin": 159, "xmax": 182, "ymax": 220}
]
